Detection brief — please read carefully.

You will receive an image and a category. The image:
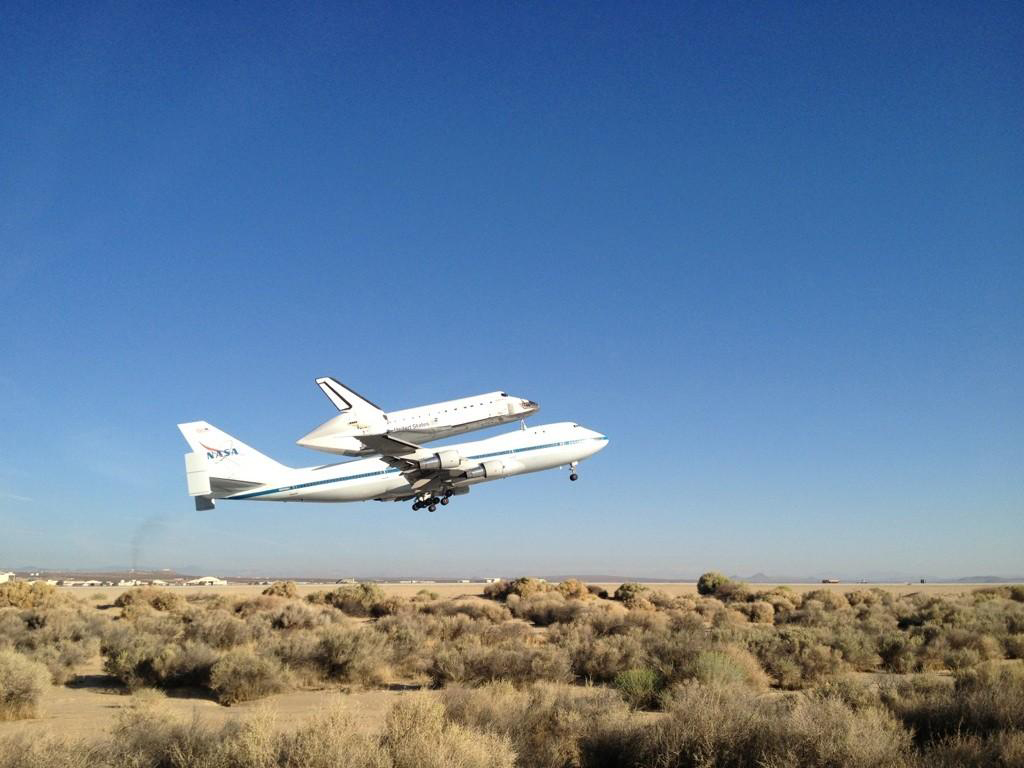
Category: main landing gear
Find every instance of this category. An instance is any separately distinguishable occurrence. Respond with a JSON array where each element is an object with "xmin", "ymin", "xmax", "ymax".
[
  {"xmin": 569, "ymin": 461, "xmax": 579, "ymax": 482},
  {"xmin": 412, "ymin": 490, "xmax": 453, "ymax": 512}
]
